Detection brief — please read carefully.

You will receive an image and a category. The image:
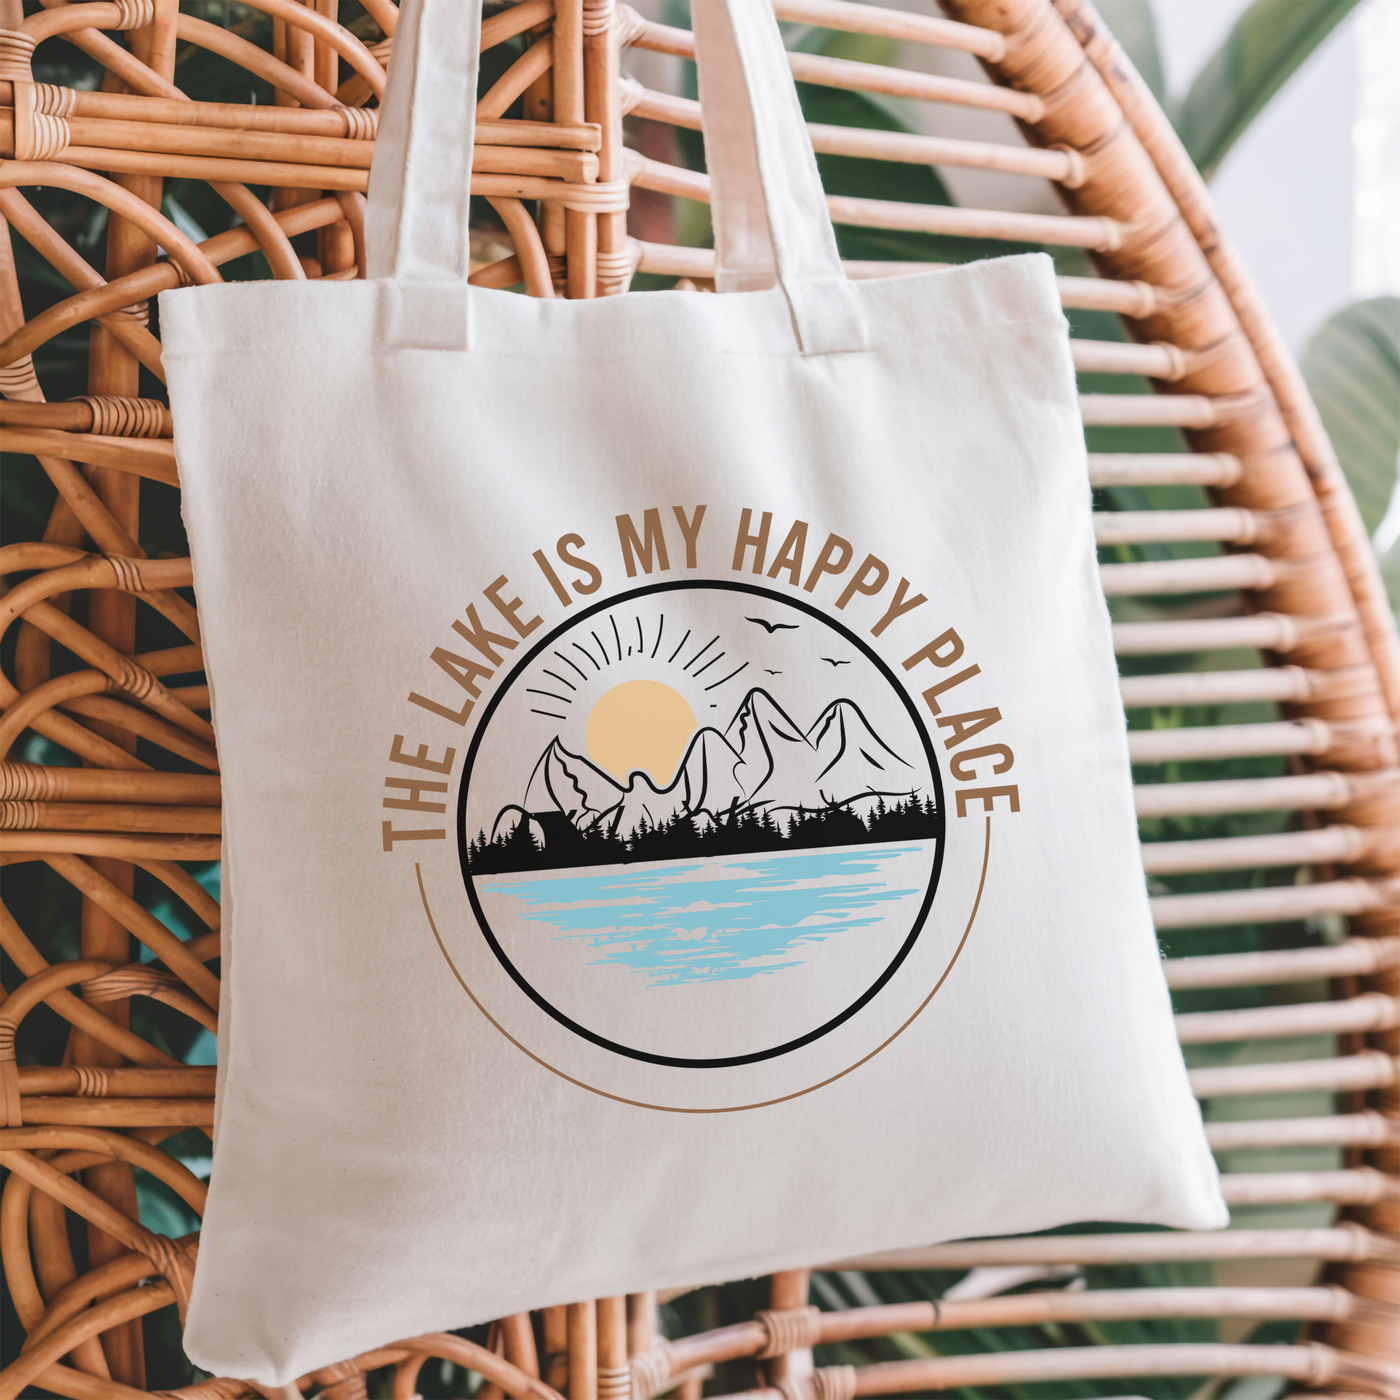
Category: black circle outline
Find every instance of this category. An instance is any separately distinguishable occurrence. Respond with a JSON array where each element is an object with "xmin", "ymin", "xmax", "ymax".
[{"xmin": 455, "ymin": 579, "xmax": 945, "ymax": 1069}]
